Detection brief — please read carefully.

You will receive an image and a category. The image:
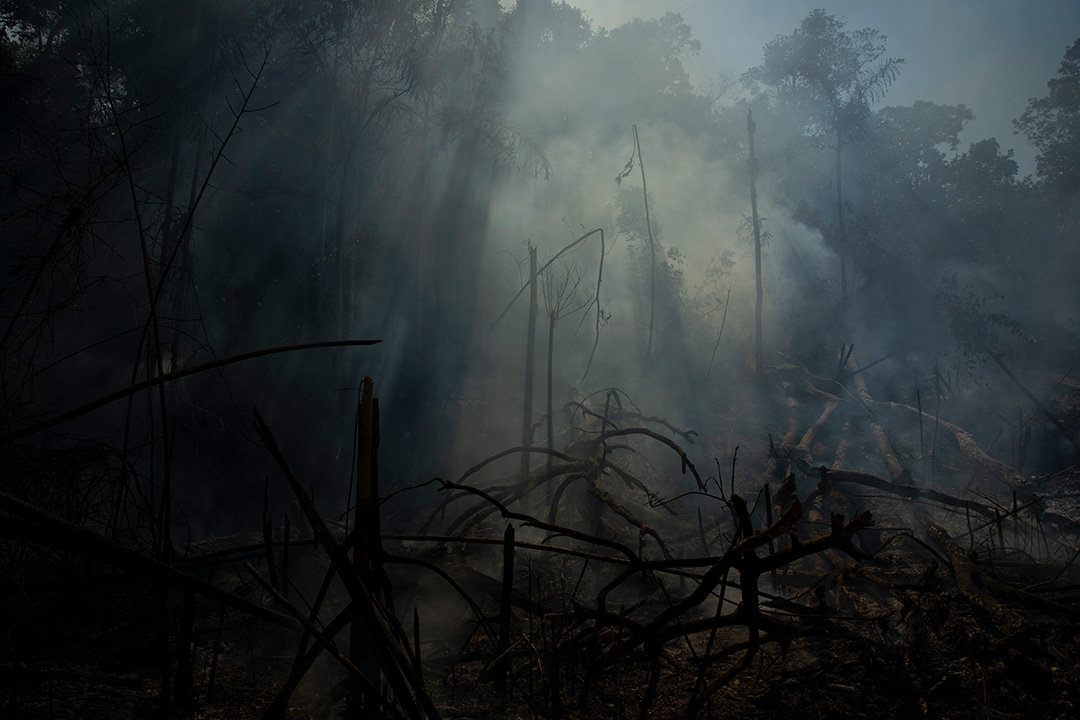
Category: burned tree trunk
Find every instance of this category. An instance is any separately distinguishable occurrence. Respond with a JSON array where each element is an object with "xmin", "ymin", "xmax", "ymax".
[
  {"xmin": 748, "ymin": 110, "xmax": 764, "ymax": 374},
  {"xmin": 521, "ymin": 245, "xmax": 538, "ymax": 483}
]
